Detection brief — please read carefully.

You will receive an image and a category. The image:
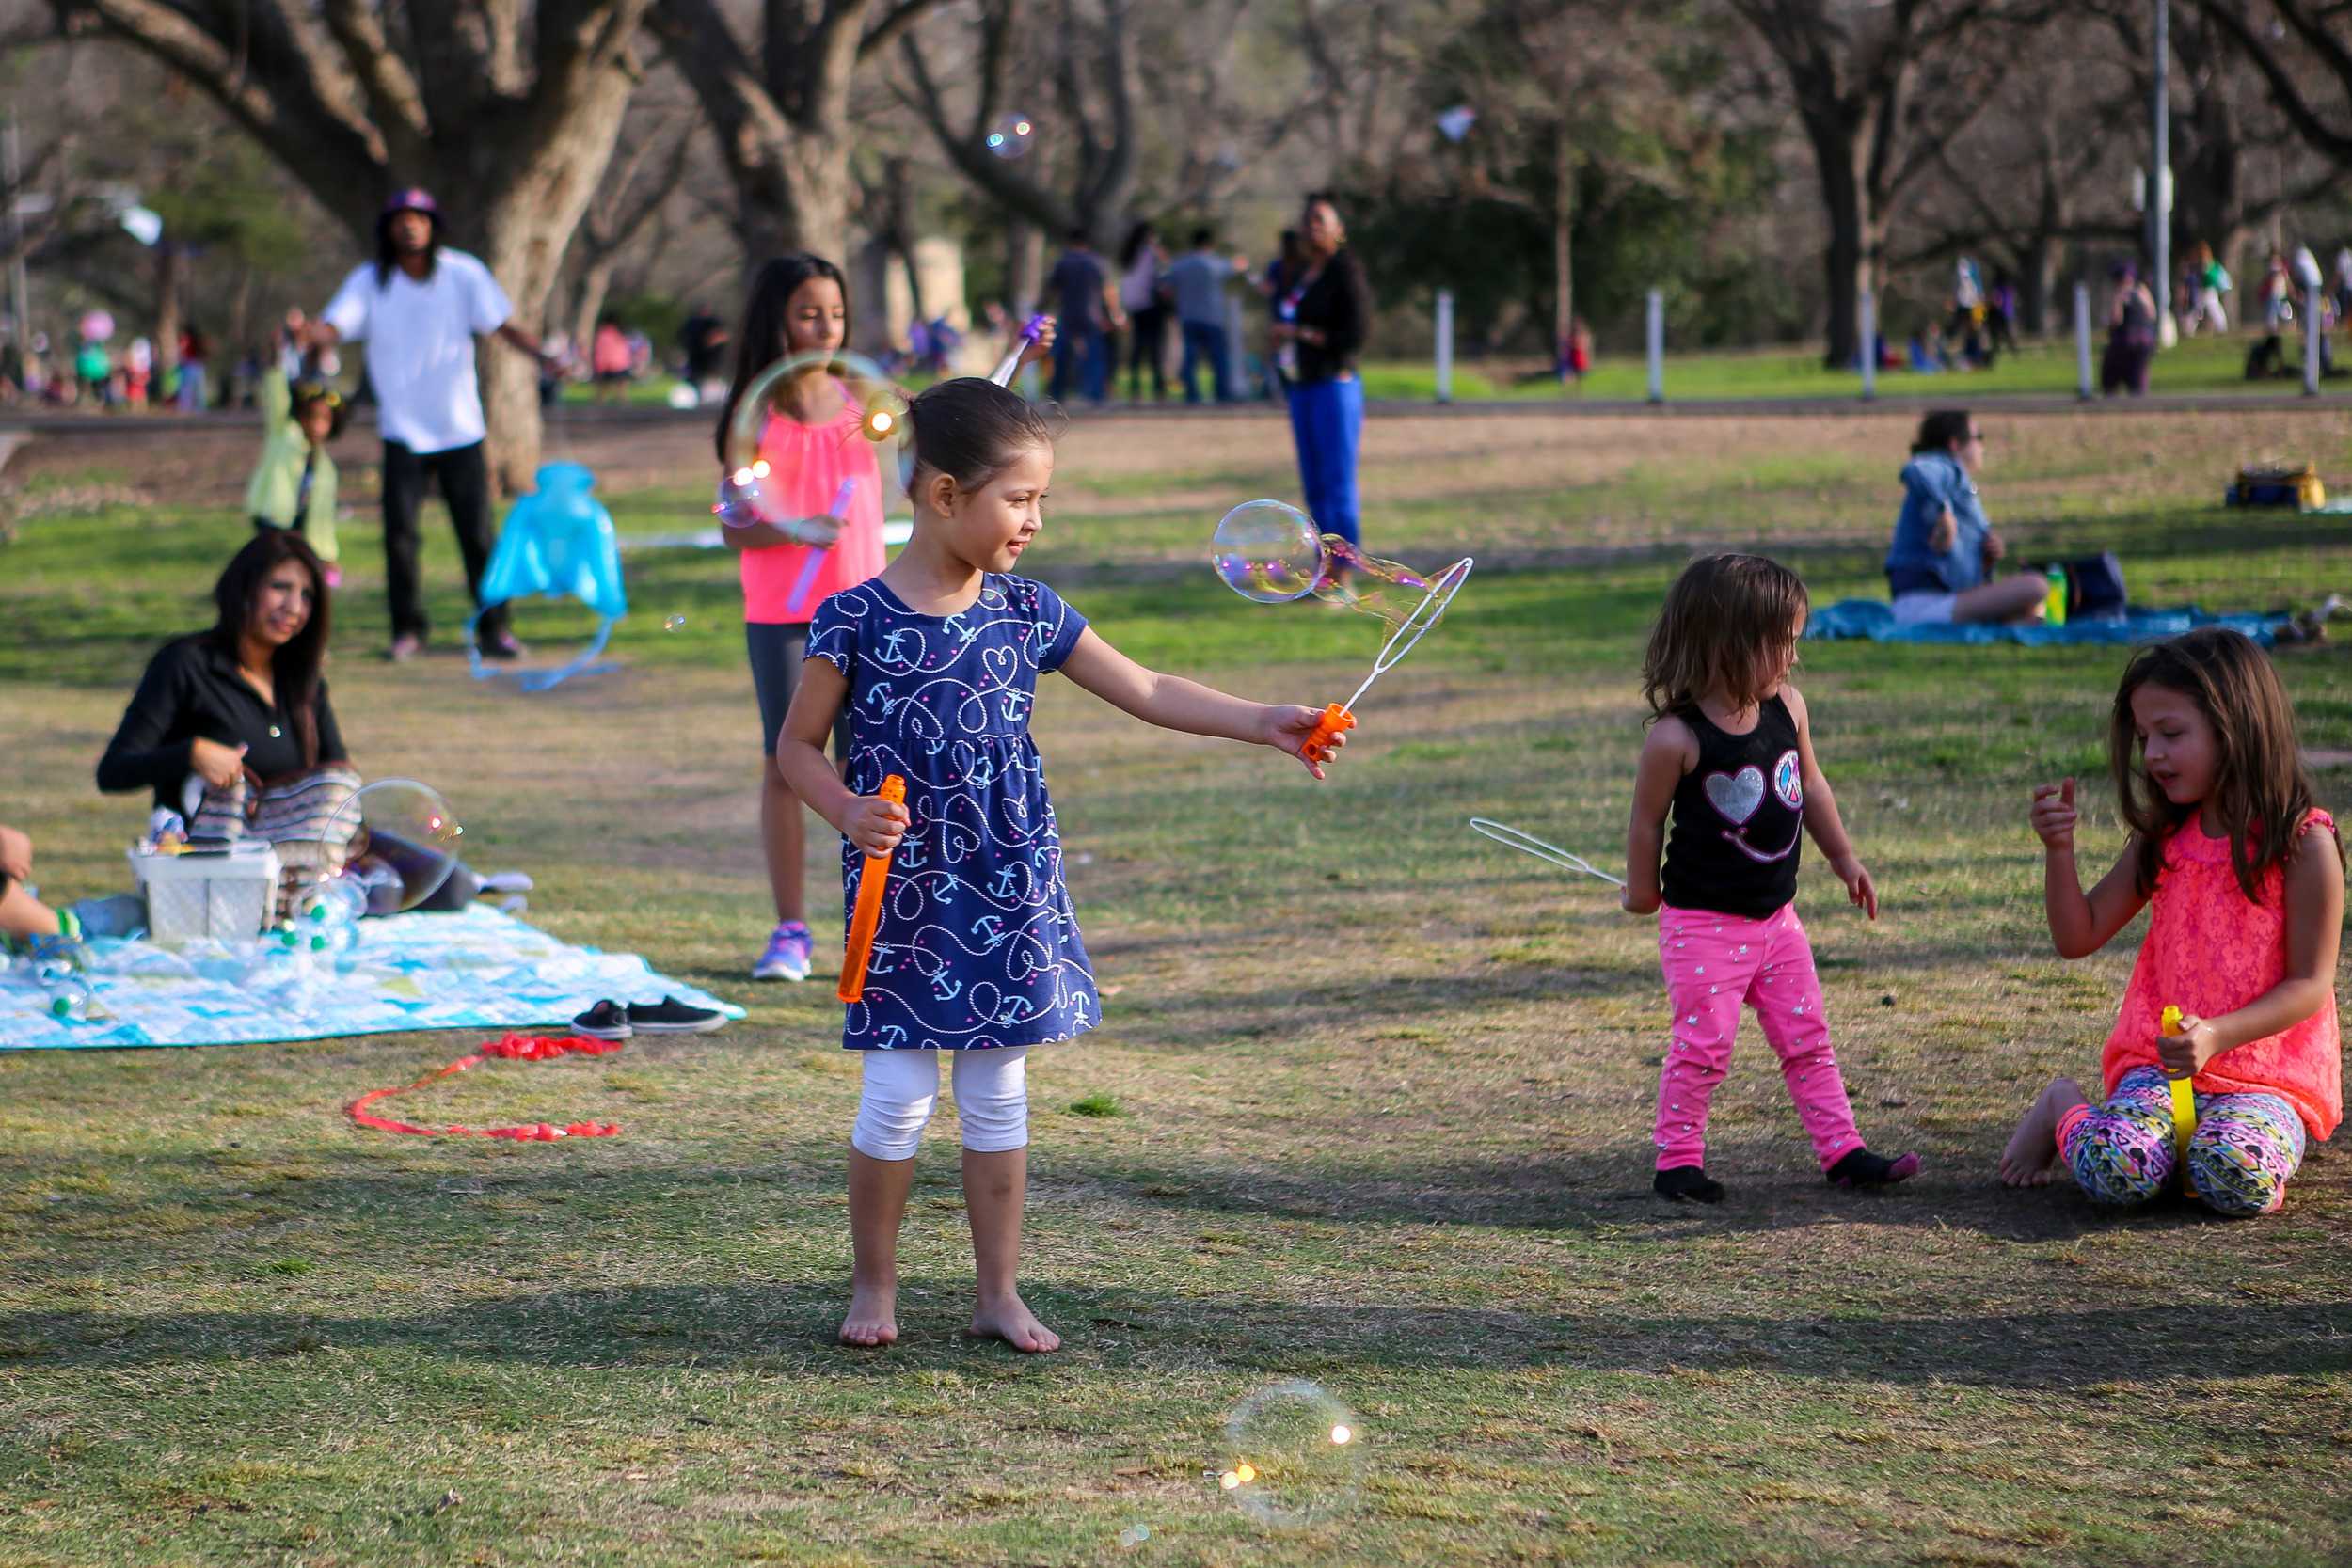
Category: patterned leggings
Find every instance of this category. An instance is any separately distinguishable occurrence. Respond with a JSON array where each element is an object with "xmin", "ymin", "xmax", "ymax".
[{"xmin": 2058, "ymin": 1067, "xmax": 2306, "ymax": 1217}]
